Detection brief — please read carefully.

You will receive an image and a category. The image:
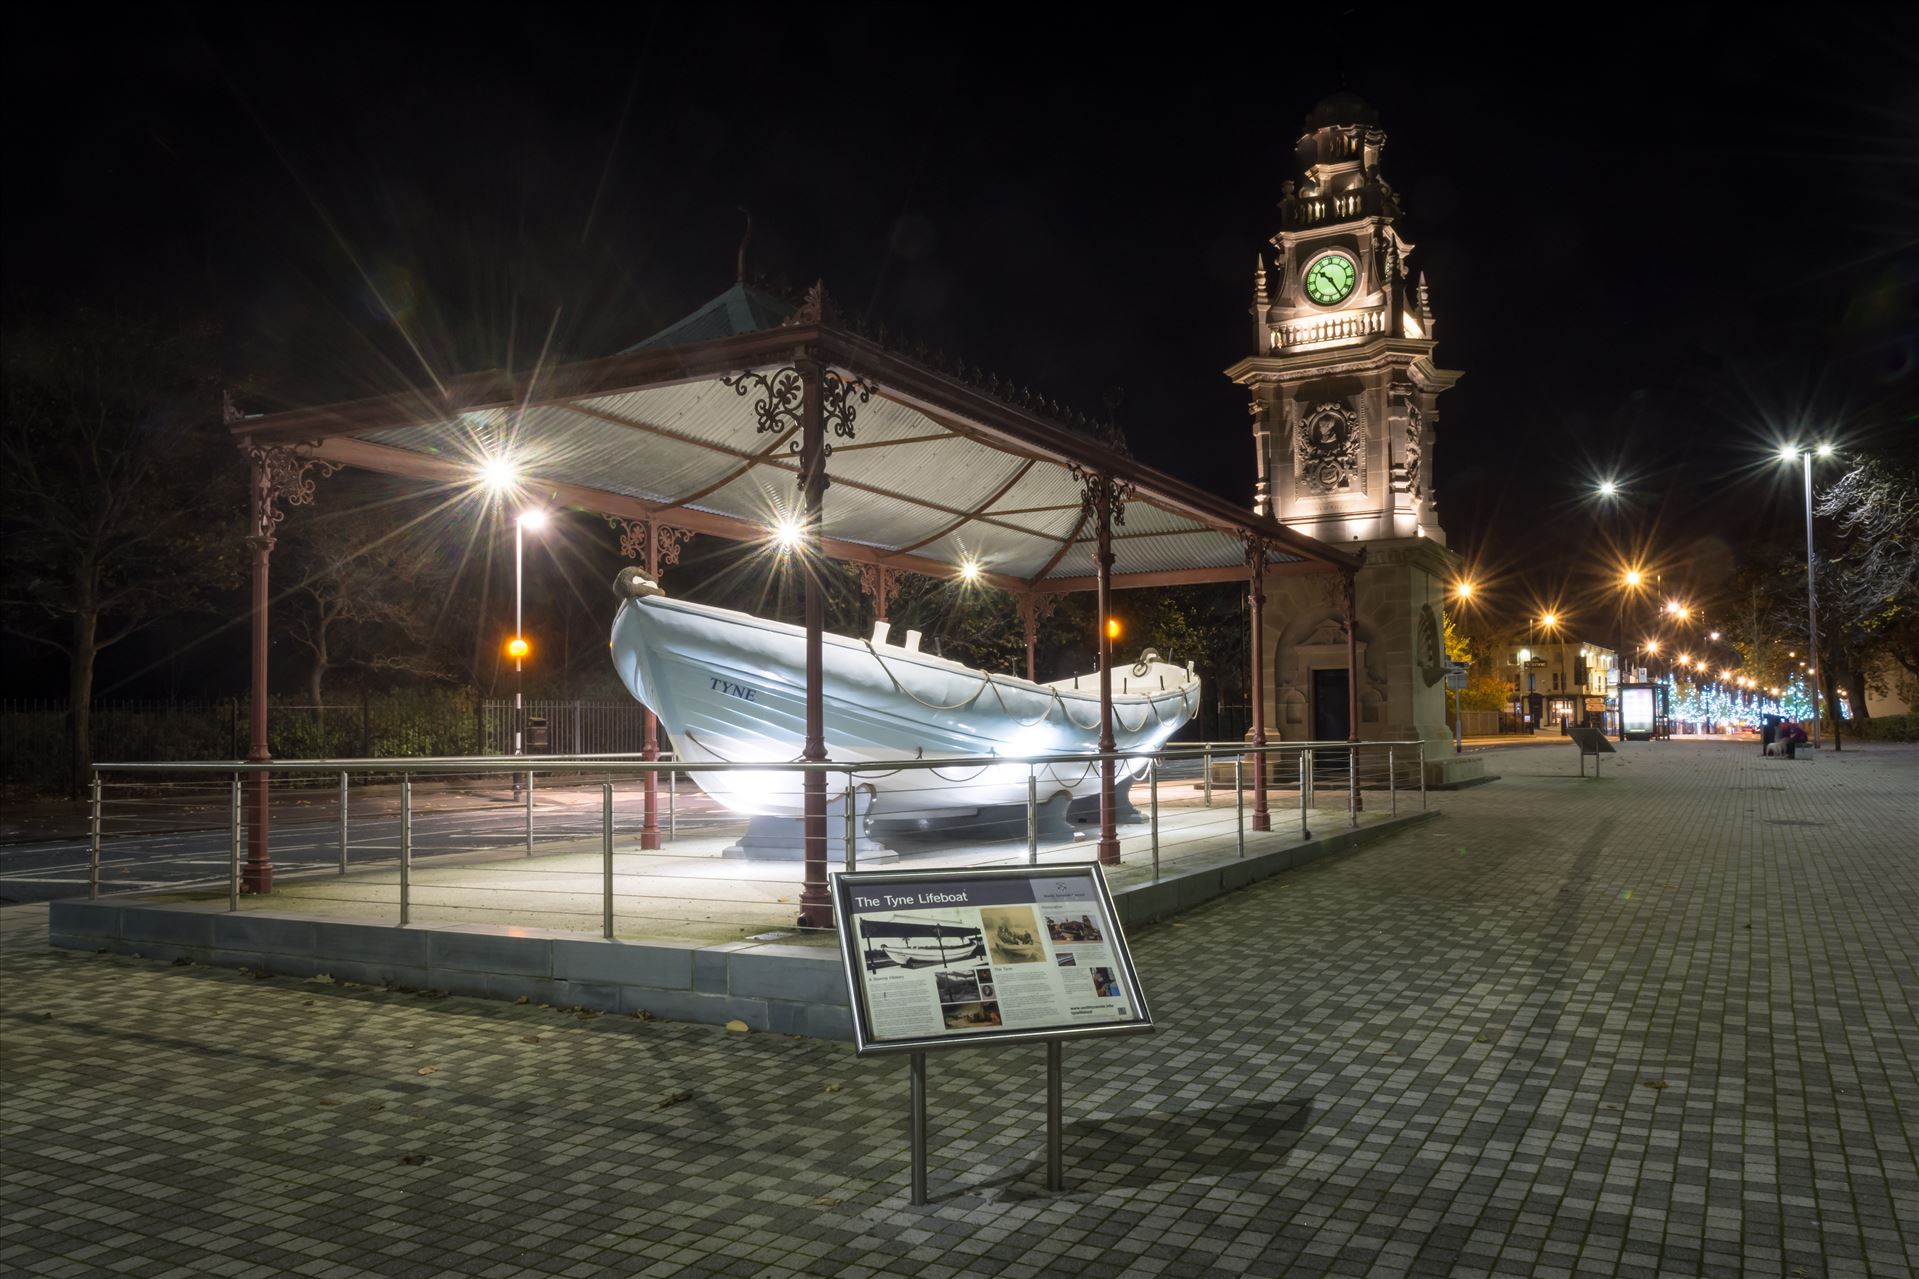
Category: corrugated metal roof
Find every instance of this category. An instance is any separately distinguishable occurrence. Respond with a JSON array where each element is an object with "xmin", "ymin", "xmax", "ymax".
[{"xmin": 355, "ymin": 372, "xmax": 1300, "ymax": 586}]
